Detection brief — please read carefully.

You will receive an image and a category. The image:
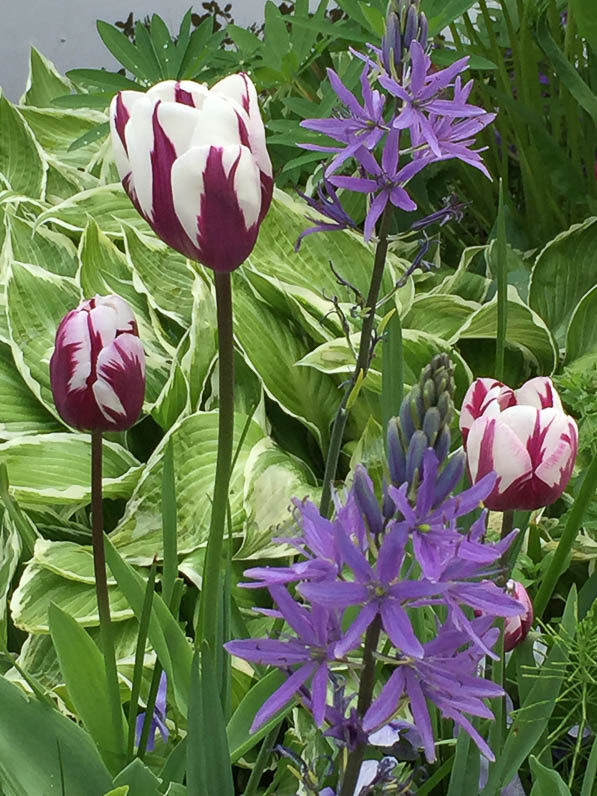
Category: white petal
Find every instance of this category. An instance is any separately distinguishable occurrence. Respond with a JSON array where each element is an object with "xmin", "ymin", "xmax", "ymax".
[
  {"xmin": 146, "ymin": 80, "xmax": 179, "ymax": 103},
  {"xmin": 467, "ymin": 415, "xmax": 531, "ymax": 491},
  {"xmin": 534, "ymin": 410, "xmax": 577, "ymax": 487},
  {"xmin": 109, "ymin": 90, "xmax": 145, "ymax": 180},
  {"xmin": 92, "ymin": 377, "xmax": 126, "ymax": 421},
  {"xmin": 515, "ymin": 377, "xmax": 563, "ymax": 412},
  {"xmin": 499, "ymin": 405, "xmax": 538, "ymax": 445},
  {"xmin": 60, "ymin": 311, "xmax": 91, "ymax": 391},
  {"xmin": 124, "ymin": 95, "xmax": 158, "ymax": 218},
  {"xmin": 154, "ymin": 101, "xmax": 201, "ymax": 156},
  {"xmin": 190, "ymin": 94, "xmax": 244, "ymax": 148},
  {"xmin": 95, "ymin": 295, "xmax": 136, "ymax": 333},
  {"xmin": 175, "ymin": 80, "xmax": 209, "ymax": 108}
]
